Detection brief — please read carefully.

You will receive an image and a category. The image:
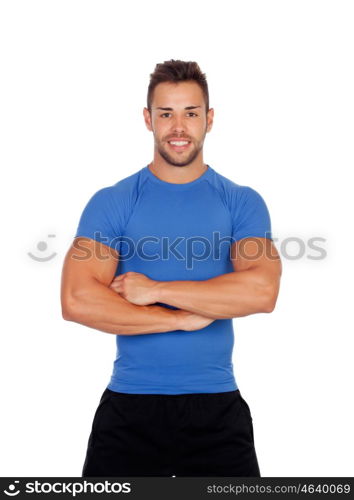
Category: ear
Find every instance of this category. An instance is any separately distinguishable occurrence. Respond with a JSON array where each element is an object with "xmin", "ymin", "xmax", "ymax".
[
  {"xmin": 206, "ymin": 107, "xmax": 214, "ymax": 133},
  {"xmin": 143, "ymin": 107, "xmax": 153, "ymax": 132}
]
